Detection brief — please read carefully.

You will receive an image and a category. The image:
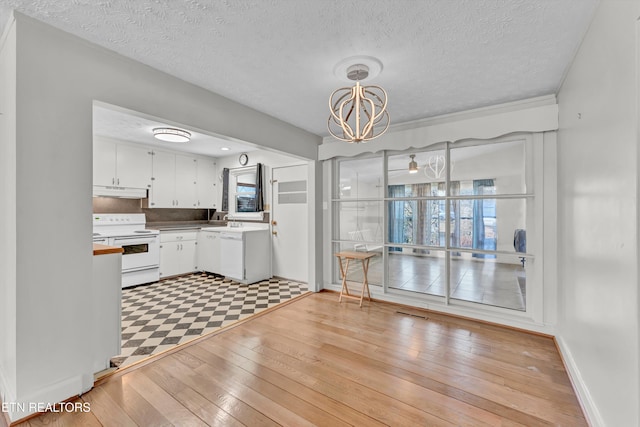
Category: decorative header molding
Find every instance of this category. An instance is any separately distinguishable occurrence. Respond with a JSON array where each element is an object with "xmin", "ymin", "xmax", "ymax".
[{"xmin": 319, "ymin": 96, "xmax": 558, "ymax": 160}]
